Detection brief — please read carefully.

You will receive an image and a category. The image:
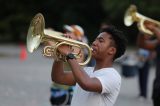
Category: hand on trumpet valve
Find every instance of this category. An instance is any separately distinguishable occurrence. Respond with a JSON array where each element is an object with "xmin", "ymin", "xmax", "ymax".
[
  {"xmin": 58, "ymin": 44, "xmax": 74, "ymax": 56},
  {"xmin": 55, "ymin": 33, "xmax": 74, "ymax": 56}
]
